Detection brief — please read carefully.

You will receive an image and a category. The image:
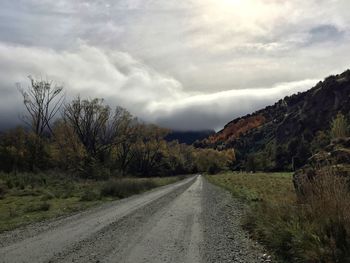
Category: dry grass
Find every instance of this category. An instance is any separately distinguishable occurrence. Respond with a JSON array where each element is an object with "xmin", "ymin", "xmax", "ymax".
[
  {"xmin": 207, "ymin": 171, "xmax": 350, "ymax": 263},
  {"xmin": 300, "ymin": 167, "xmax": 350, "ymax": 222},
  {"xmin": 296, "ymin": 167, "xmax": 350, "ymax": 262},
  {"xmin": 205, "ymin": 172, "xmax": 296, "ymax": 203}
]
